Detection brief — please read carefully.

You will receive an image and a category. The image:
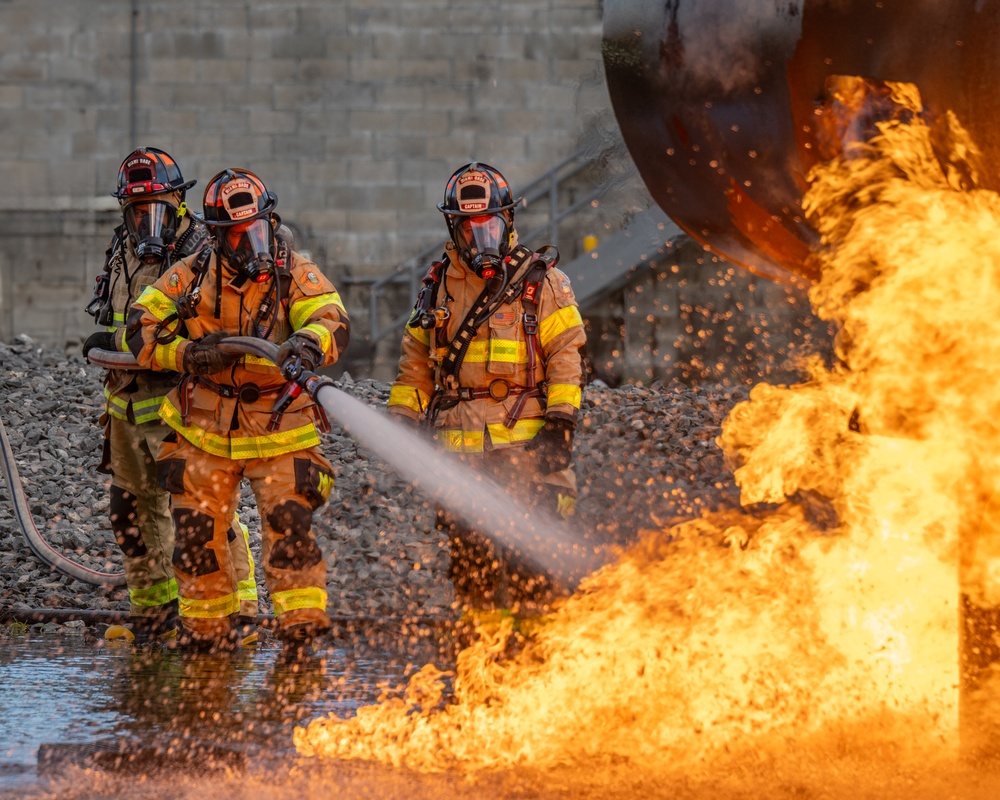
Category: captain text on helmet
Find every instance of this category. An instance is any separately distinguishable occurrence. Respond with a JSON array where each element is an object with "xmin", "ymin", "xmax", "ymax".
[
  {"xmin": 82, "ymin": 148, "xmax": 259, "ymax": 644},
  {"xmin": 126, "ymin": 167, "xmax": 350, "ymax": 652},
  {"xmin": 387, "ymin": 162, "xmax": 588, "ymax": 614}
]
